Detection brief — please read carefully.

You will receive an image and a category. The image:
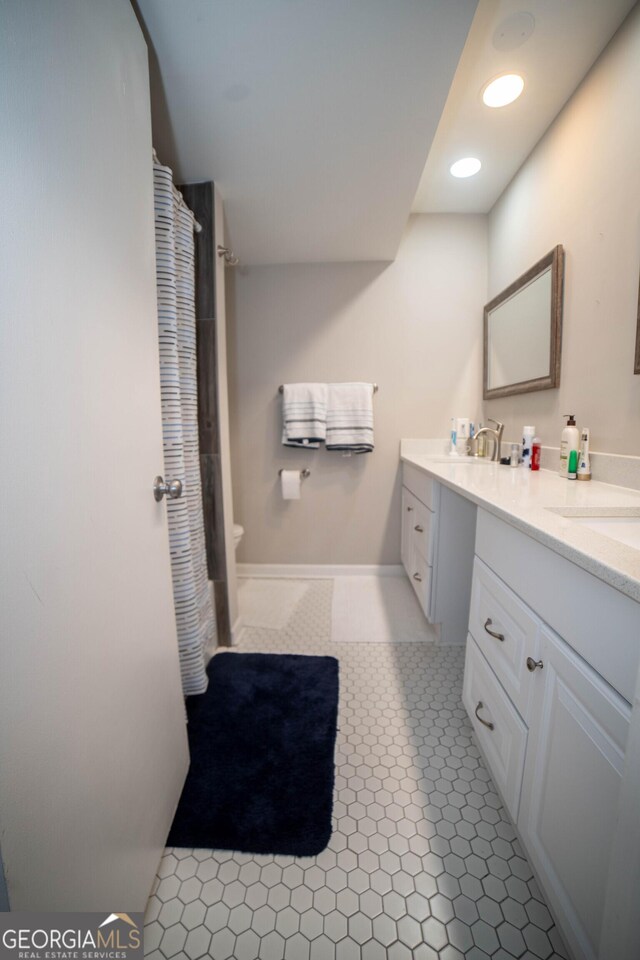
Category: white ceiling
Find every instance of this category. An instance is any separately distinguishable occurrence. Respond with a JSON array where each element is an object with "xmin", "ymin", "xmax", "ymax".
[
  {"xmin": 136, "ymin": 0, "xmax": 478, "ymax": 265},
  {"xmin": 412, "ymin": 0, "xmax": 636, "ymax": 213},
  {"xmin": 137, "ymin": 0, "xmax": 635, "ymax": 264}
]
